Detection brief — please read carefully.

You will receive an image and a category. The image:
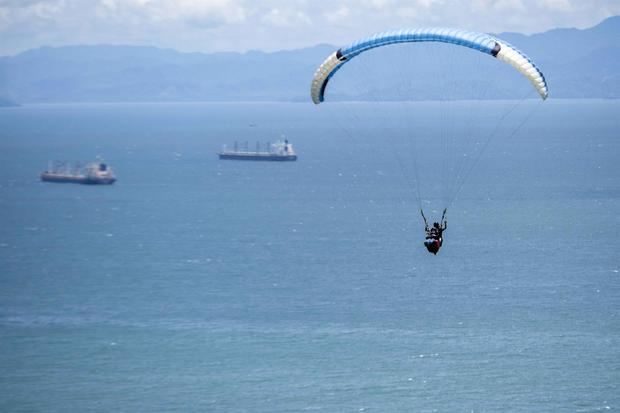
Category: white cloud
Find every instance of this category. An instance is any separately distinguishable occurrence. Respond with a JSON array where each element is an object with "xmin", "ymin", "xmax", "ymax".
[
  {"xmin": 540, "ymin": 0, "xmax": 574, "ymax": 12},
  {"xmin": 261, "ymin": 7, "xmax": 311, "ymax": 28},
  {"xmin": 0, "ymin": 0, "xmax": 65, "ymax": 21},
  {"xmin": 95, "ymin": 0, "xmax": 247, "ymax": 26},
  {"xmin": 323, "ymin": 6, "xmax": 350, "ymax": 24},
  {"xmin": 153, "ymin": 0, "xmax": 247, "ymax": 25},
  {"xmin": 492, "ymin": 0, "xmax": 527, "ymax": 13}
]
